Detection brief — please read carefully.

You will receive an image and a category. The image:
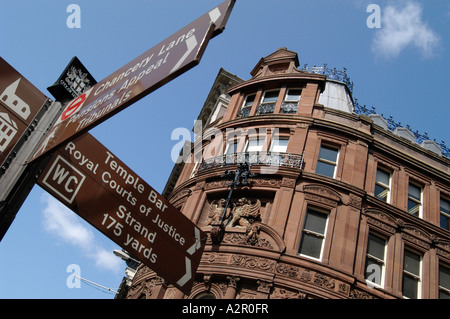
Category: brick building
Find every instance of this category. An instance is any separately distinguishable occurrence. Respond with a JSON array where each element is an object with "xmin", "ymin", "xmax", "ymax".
[{"xmin": 125, "ymin": 48, "xmax": 450, "ymax": 299}]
